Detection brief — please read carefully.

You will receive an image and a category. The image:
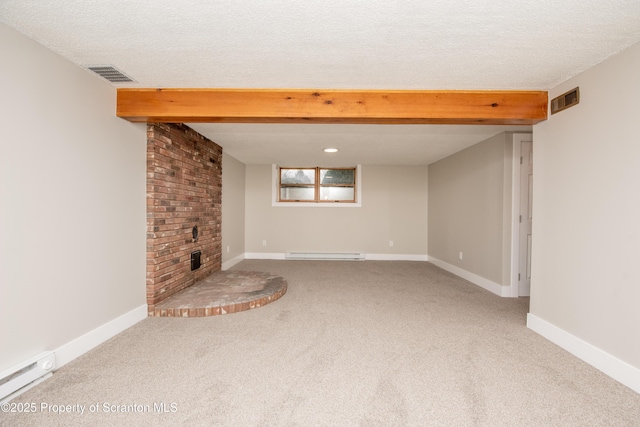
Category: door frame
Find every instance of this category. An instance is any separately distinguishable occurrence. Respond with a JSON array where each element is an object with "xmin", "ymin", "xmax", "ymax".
[{"xmin": 509, "ymin": 133, "xmax": 533, "ymax": 297}]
